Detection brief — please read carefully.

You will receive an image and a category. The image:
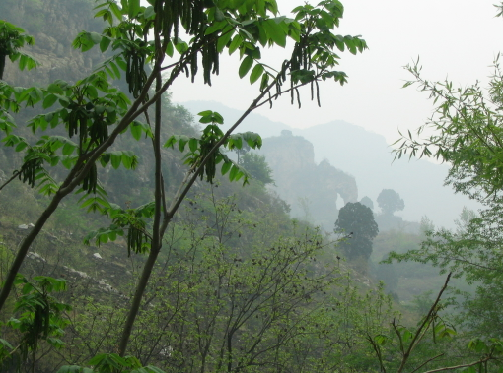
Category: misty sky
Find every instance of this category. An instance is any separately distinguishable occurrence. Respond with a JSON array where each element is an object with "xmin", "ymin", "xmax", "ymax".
[{"xmin": 170, "ymin": 0, "xmax": 503, "ymax": 144}]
